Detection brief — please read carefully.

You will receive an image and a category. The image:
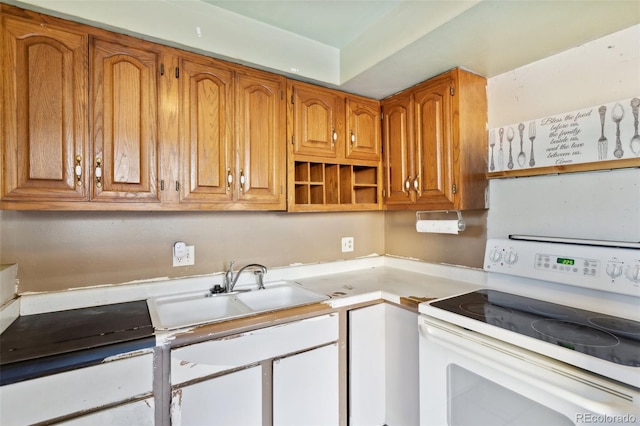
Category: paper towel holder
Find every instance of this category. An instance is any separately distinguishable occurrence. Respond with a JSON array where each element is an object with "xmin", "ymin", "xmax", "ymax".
[{"xmin": 416, "ymin": 210, "xmax": 466, "ymax": 232}]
